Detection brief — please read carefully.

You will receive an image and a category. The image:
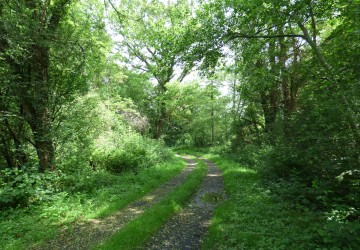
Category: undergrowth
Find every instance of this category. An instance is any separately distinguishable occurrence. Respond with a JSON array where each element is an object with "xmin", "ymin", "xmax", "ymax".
[{"xmin": 198, "ymin": 153, "xmax": 324, "ymax": 249}]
